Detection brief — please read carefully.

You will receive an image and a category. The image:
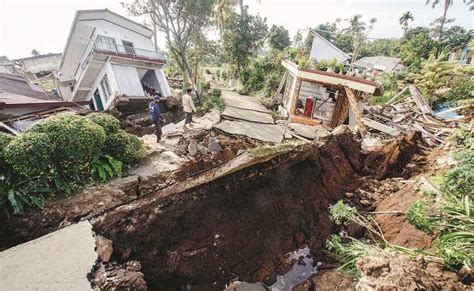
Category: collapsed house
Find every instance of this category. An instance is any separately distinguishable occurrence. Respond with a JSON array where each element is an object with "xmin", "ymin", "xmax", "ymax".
[
  {"xmin": 14, "ymin": 53, "xmax": 62, "ymax": 79},
  {"xmin": 276, "ymin": 59, "xmax": 379, "ymax": 129},
  {"xmin": 56, "ymin": 9, "xmax": 172, "ymax": 112},
  {"xmin": 0, "ymin": 73, "xmax": 88, "ymax": 133},
  {"xmin": 353, "ymin": 56, "xmax": 406, "ymax": 75}
]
